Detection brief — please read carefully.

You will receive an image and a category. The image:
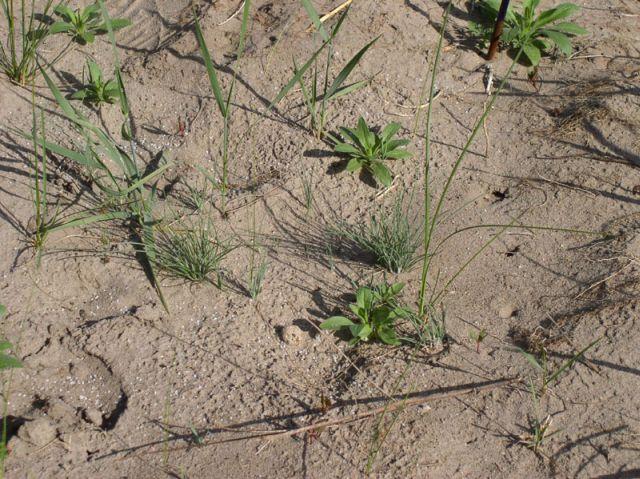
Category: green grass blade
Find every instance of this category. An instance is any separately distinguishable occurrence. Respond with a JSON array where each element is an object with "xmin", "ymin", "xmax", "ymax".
[
  {"xmin": 236, "ymin": 0, "xmax": 252, "ymax": 60},
  {"xmin": 325, "ymin": 36, "xmax": 378, "ymax": 101},
  {"xmin": 194, "ymin": 7, "xmax": 227, "ymax": 117},
  {"xmin": 300, "ymin": 0, "xmax": 329, "ymax": 41}
]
